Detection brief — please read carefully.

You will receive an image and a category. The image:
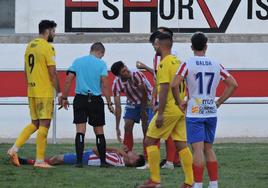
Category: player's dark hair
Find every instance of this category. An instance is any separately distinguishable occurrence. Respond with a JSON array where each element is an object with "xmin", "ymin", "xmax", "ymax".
[
  {"xmin": 39, "ymin": 20, "xmax": 57, "ymax": 34},
  {"xmin": 149, "ymin": 31, "xmax": 162, "ymax": 43},
  {"xmin": 135, "ymin": 155, "xmax": 146, "ymax": 167},
  {"xmin": 157, "ymin": 26, "xmax": 173, "ymax": 37},
  {"xmin": 191, "ymin": 31, "xmax": 208, "ymax": 51},
  {"xmin": 90, "ymin": 42, "xmax": 105, "ymax": 53},
  {"xmin": 155, "ymin": 33, "xmax": 173, "ymax": 48},
  {"xmin": 111, "ymin": 61, "xmax": 125, "ymax": 76}
]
